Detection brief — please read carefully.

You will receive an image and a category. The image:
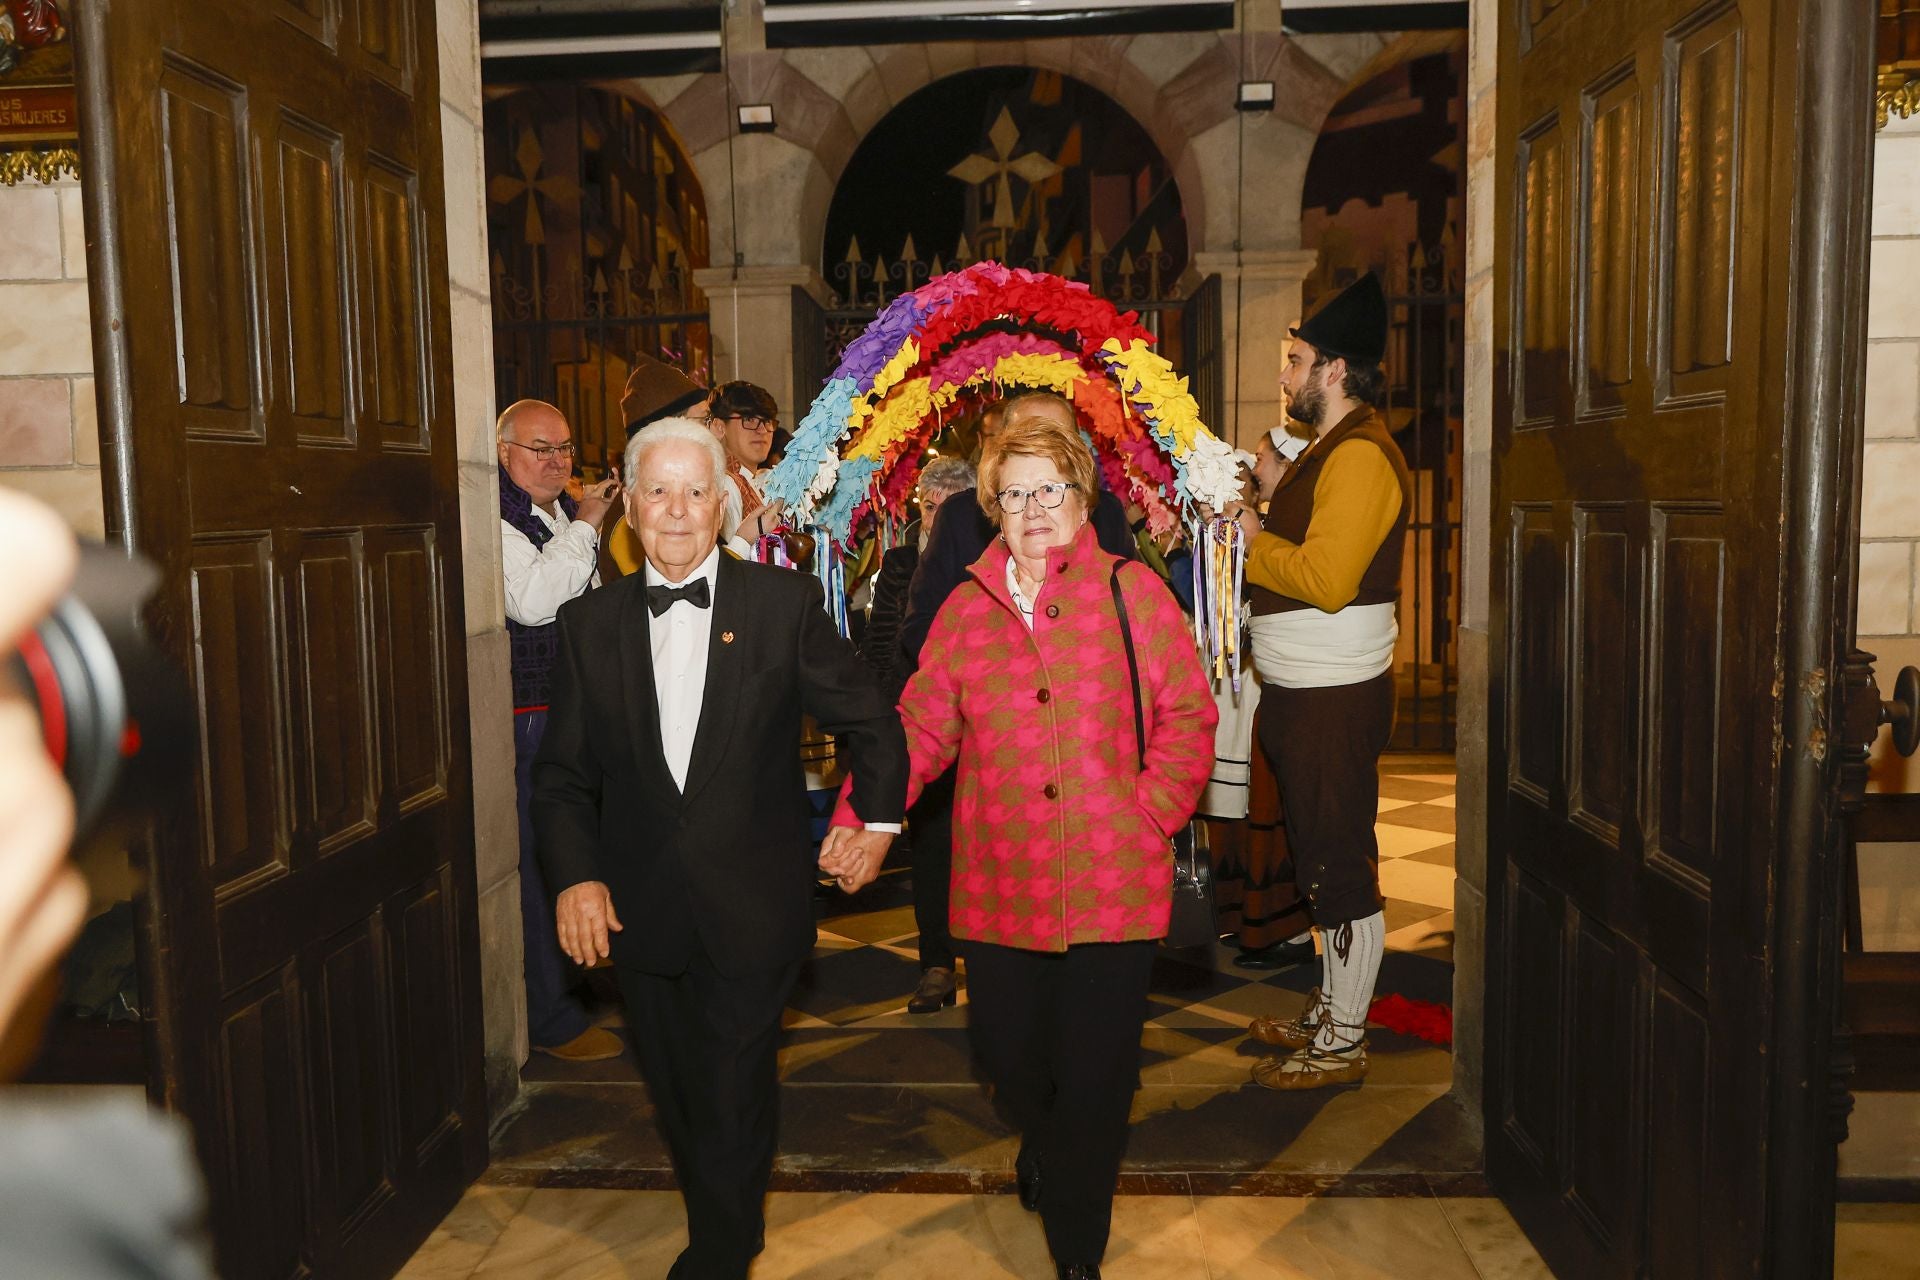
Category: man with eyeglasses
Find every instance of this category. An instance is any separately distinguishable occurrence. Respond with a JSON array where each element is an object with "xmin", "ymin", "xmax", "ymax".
[
  {"xmin": 497, "ymin": 399, "xmax": 625, "ymax": 1064},
  {"xmin": 708, "ymin": 380, "xmax": 787, "ymax": 551}
]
